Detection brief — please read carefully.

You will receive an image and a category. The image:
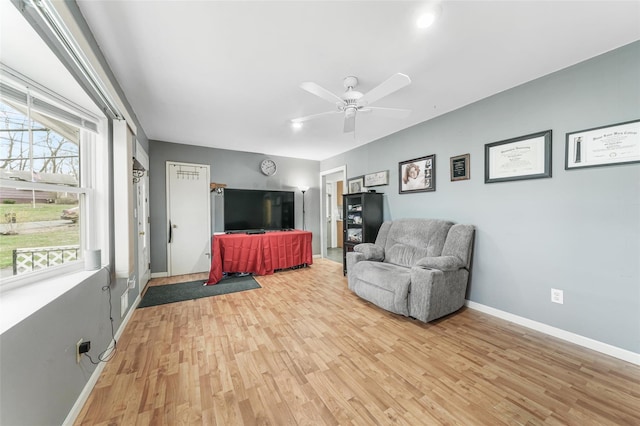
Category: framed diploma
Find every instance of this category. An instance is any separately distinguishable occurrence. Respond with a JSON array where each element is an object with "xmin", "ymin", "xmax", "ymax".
[
  {"xmin": 565, "ymin": 119, "xmax": 640, "ymax": 170},
  {"xmin": 364, "ymin": 170, "xmax": 389, "ymax": 187},
  {"xmin": 485, "ymin": 130, "xmax": 552, "ymax": 183},
  {"xmin": 450, "ymin": 154, "xmax": 470, "ymax": 181}
]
